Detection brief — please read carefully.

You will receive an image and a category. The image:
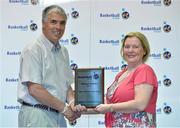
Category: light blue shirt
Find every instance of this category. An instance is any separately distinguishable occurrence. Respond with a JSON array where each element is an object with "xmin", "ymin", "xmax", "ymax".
[{"xmin": 18, "ymin": 34, "xmax": 73, "ymax": 105}]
